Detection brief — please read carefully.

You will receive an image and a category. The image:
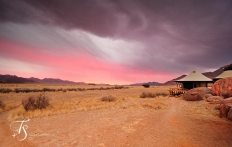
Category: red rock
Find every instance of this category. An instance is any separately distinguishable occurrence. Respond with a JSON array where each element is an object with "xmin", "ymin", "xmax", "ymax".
[
  {"xmin": 183, "ymin": 92, "xmax": 203, "ymax": 101},
  {"xmin": 215, "ymin": 104, "xmax": 220, "ymax": 110},
  {"xmin": 183, "ymin": 87, "xmax": 212, "ymax": 101},
  {"xmin": 207, "ymin": 96, "xmax": 223, "ymax": 104},
  {"xmin": 219, "ymin": 97, "xmax": 232, "ymax": 118},
  {"xmin": 205, "ymin": 94, "xmax": 213, "ymax": 98},
  {"xmin": 212, "ymin": 77, "xmax": 232, "ymax": 98},
  {"xmin": 227, "ymin": 108, "xmax": 232, "ymax": 121}
]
